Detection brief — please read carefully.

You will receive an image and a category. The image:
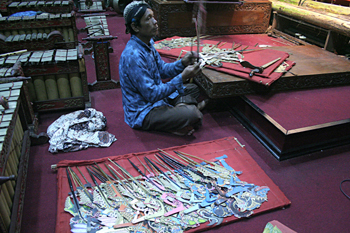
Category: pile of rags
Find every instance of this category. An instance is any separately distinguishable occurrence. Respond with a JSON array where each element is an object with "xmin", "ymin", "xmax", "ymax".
[{"xmin": 47, "ymin": 108, "xmax": 116, "ymax": 153}]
